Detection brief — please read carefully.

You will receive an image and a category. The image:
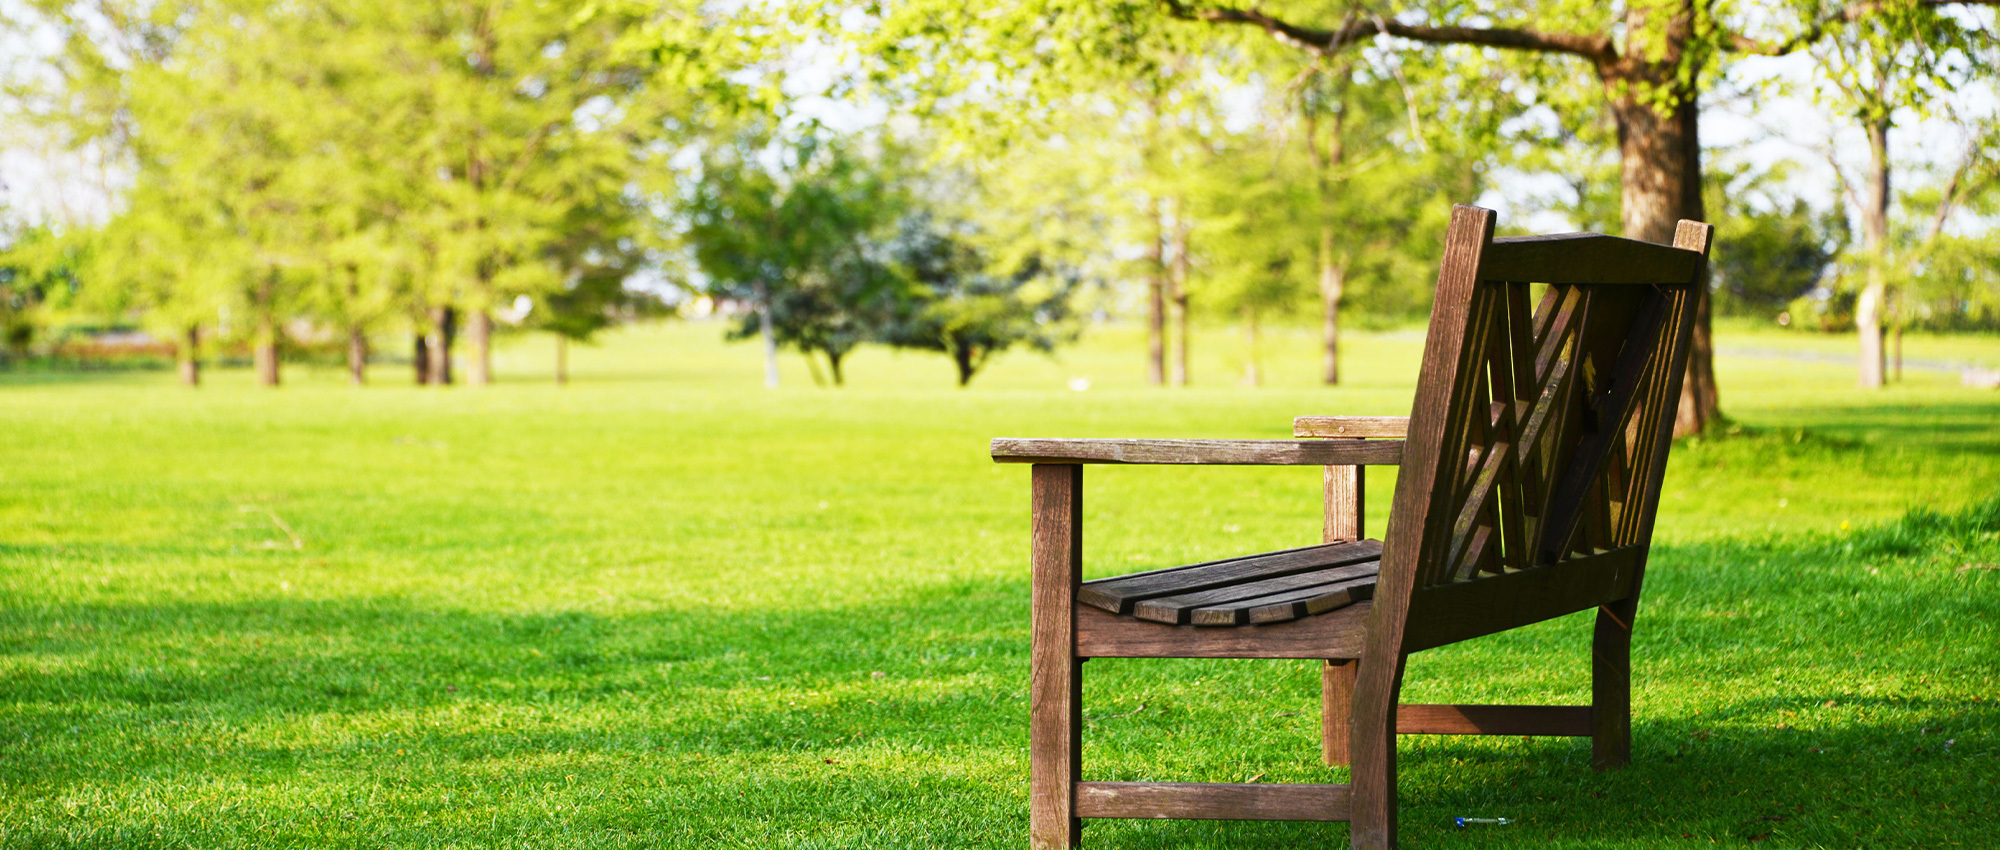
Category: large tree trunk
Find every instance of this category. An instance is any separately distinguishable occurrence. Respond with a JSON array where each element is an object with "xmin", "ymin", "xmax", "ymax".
[
  {"xmin": 756, "ymin": 280, "xmax": 778, "ymax": 389},
  {"xmin": 347, "ymin": 326, "xmax": 367, "ymax": 386},
  {"xmin": 467, "ymin": 310, "xmax": 493, "ymax": 387},
  {"xmin": 414, "ymin": 331, "xmax": 430, "ymax": 385},
  {"xmin": 1170, "ymin": 209, "xmax": 1190, "ymax": 386},
  {"xmin": 254, "ymin": 315, "xmax": 280, "ymax": 387},
  {"xmin": 1147, "ymin": 200, "xmax": 1167, "ymax": 386},
  {"xmin": 177, "ymin": 325, "xmax": 200, "ymax": 387},
  {"xmin": 1318, "ymin": 227, "xmax": 1346, "ymax": 386},
  {"xmin": 828, "ymin": 350, "xmax": 845, "ymax": 386},
  {"xmin": 1856, "ymin": 118, "xmax": 1890, "ymax": 389},
  {"xmin": 1193, "ymin": 0, "xmax": 1742, "ymax": 430},
  {"xmin": 426, "ymin": 306, "xmax": 456, "ymax": 386},
  {"xmin": 554, "ymin": 334, "xmax": 568, "ymax": 386},
  {"xmin": 1611, "ymin": 78, "xmax": 1714, "ymax": 436}
]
